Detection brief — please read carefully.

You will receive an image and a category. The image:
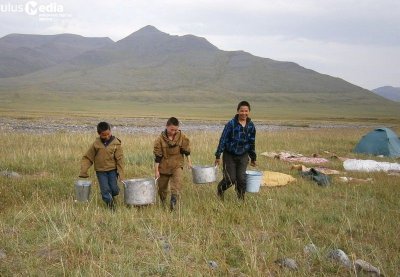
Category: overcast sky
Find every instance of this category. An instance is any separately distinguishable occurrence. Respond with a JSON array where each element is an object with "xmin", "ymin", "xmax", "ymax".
[{"xmin": 1, "ymin": 0, "xmax": 399, "ymax": 89}]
